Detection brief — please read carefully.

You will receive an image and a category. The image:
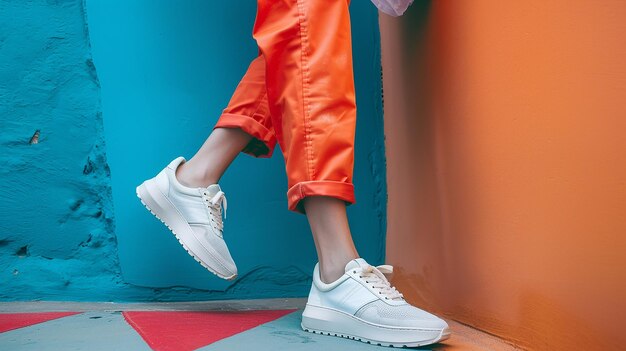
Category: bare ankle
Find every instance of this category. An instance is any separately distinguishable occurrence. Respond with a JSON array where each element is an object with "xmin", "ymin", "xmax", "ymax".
[
  {"xmin": 319, "ymin": 267, "xmax": 343, "ymax": 284},
  {"xmin": 319, "ymin": 255, "xmax": 358, "ymax": 284},
  {"xmin": 175, "ymin": 161, "xmax": 218, "ymax": 188}
]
